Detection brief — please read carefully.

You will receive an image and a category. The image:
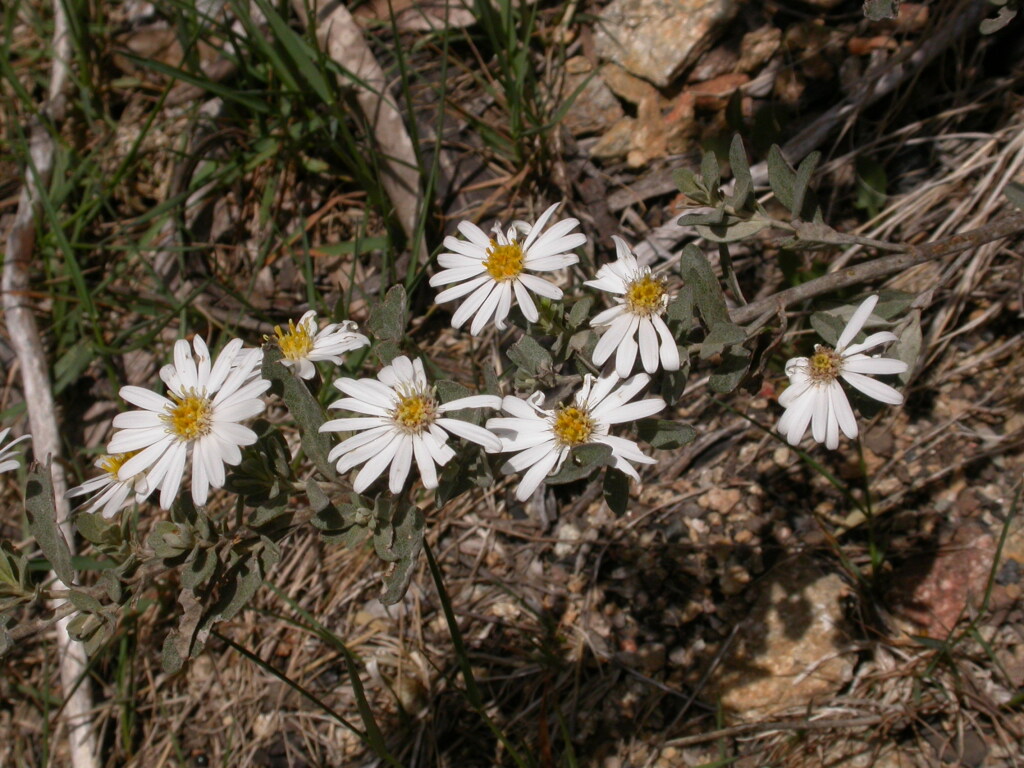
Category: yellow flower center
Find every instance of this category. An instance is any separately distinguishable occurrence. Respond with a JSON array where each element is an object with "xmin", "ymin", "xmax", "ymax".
[
  {"xmin": 483, "ymin": 240, "xmax": 525, "ymax": 282},
  {"xmin": 808, "ymin": 345, "xmax": 842, "ymax": 382},
  {"xmin": 392, "ymin": 393, "xmax": 437, "ymax": 433},
  {"xmin": 273, "ymin": 320, "xmax": 315, "ymax": 361},
  {"xmin": 163, "ymin": 392, "xmax": 213, "ymax": 441},
  {"xmin": 99, "ymin": 452, "xmax": 137, "ymax": 476},
  {"xmin": 552, "ymin": 406, "xmax": 594, "ymax": 447},
  {"xmin": 625, "ymin": 274, "xmax": 667, "ymax": 316}
]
